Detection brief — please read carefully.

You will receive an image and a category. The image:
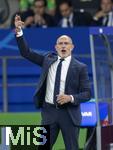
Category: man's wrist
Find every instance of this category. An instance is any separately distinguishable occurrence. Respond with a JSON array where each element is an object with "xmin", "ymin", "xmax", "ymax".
[
  {"xmin": 16, "ymin": 27, "xmax": 23, "ymax": 37},
  {"xmin": 70, "ymin": 95, "xmax": 74, "ymax": 103}
]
